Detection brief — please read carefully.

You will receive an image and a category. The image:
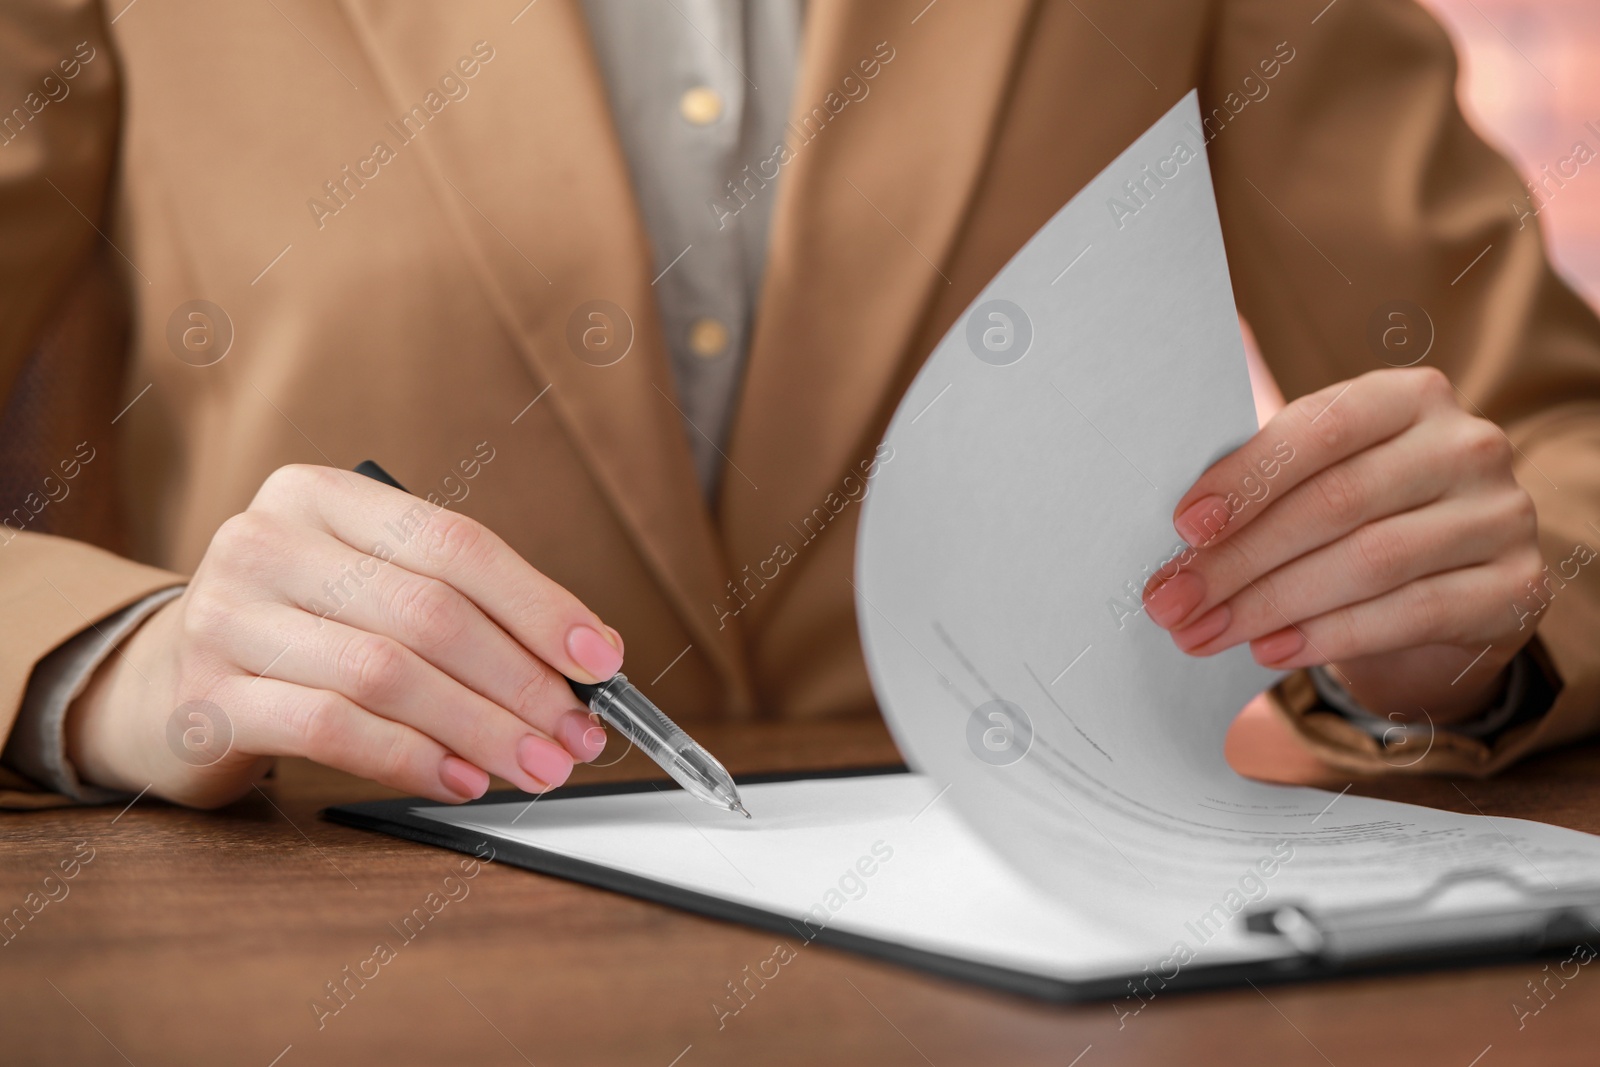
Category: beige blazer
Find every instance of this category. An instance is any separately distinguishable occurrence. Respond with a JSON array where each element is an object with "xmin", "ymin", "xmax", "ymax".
[{"xmin": 4, "ymin": 0, "xmax": 1600, "ymax": 804}]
